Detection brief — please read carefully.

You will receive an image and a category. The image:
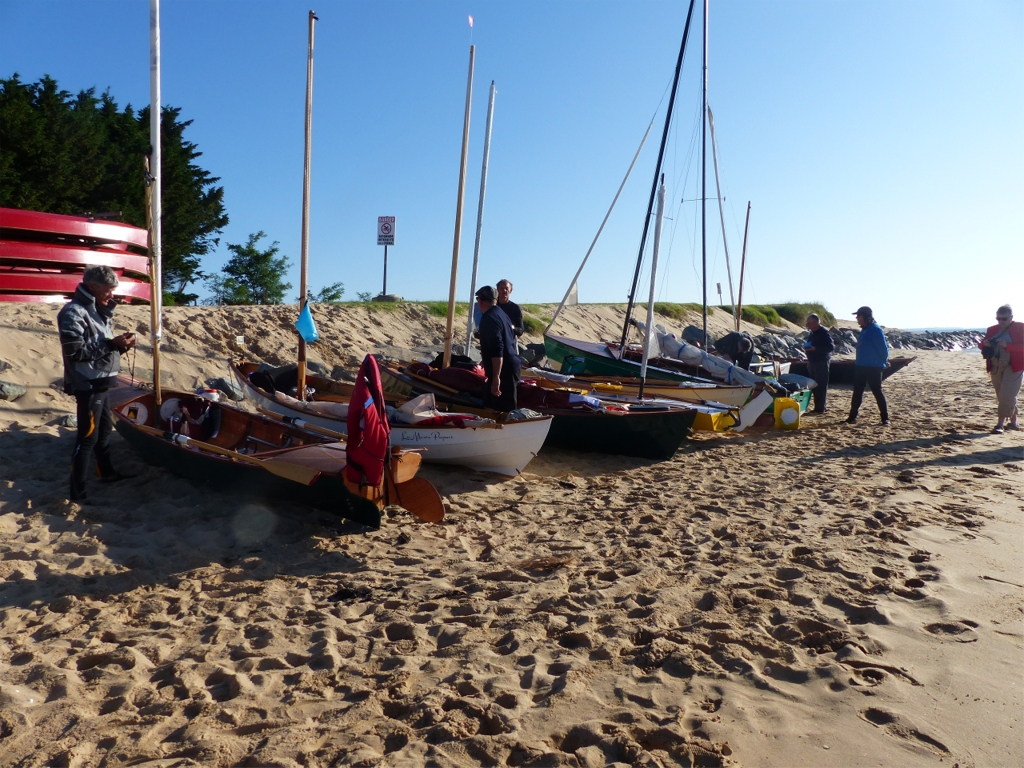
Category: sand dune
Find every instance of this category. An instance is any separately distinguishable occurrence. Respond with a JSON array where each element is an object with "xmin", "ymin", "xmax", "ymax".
[{"xmin": 0, "ymin": 302, "xmax": 1021, "ymax": 767}]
